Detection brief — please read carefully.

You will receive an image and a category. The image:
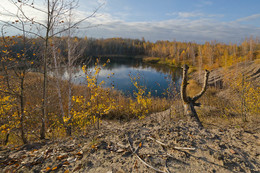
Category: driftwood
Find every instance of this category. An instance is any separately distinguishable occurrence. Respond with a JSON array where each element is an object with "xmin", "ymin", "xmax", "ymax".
[{"xmin": 181, "ymin": 65, "xmax": 210, "ymax": 128}]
